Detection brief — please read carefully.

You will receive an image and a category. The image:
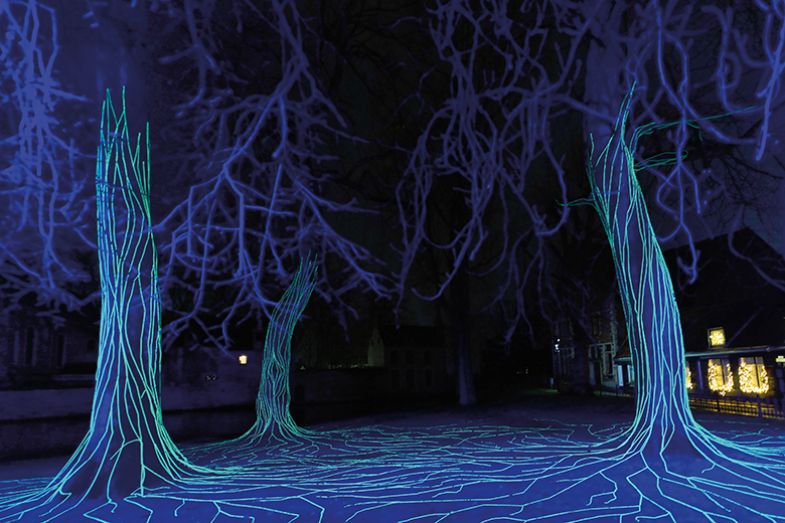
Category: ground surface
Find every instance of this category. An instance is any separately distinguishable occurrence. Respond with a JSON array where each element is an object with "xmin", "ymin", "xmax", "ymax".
[{"xmin": 1, "ymin": 392, "xmax": 784, "ymax": 522}]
